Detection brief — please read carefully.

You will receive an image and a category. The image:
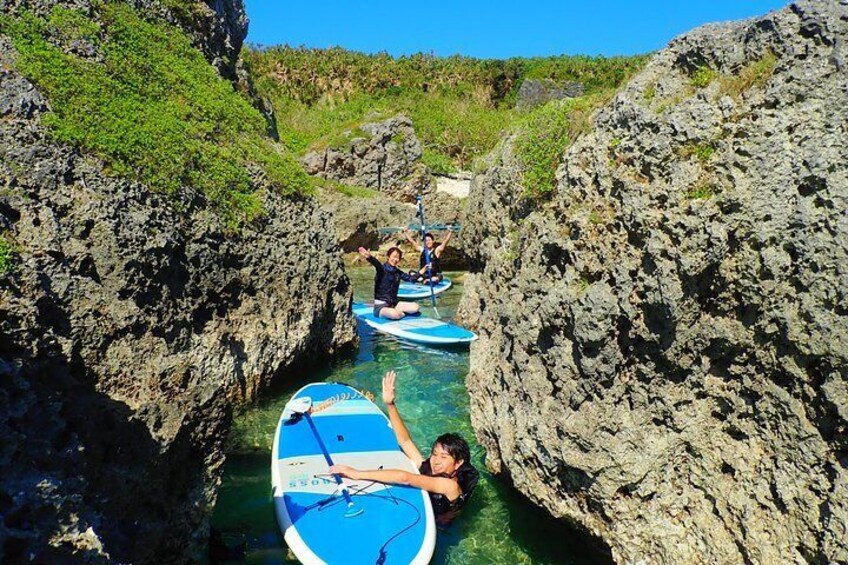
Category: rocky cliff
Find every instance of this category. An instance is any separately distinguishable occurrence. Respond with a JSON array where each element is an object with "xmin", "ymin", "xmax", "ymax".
[
  {"xmin": 303, "ymin": 115, "xmax": 433, "ymax": 203},
  {"xmin": 0, "ymin": 1, "xmax": 354, "ymax": 563},
  {"xmin": 459, "ymin": 1, "xmax": 848, "ymax": 563}
]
